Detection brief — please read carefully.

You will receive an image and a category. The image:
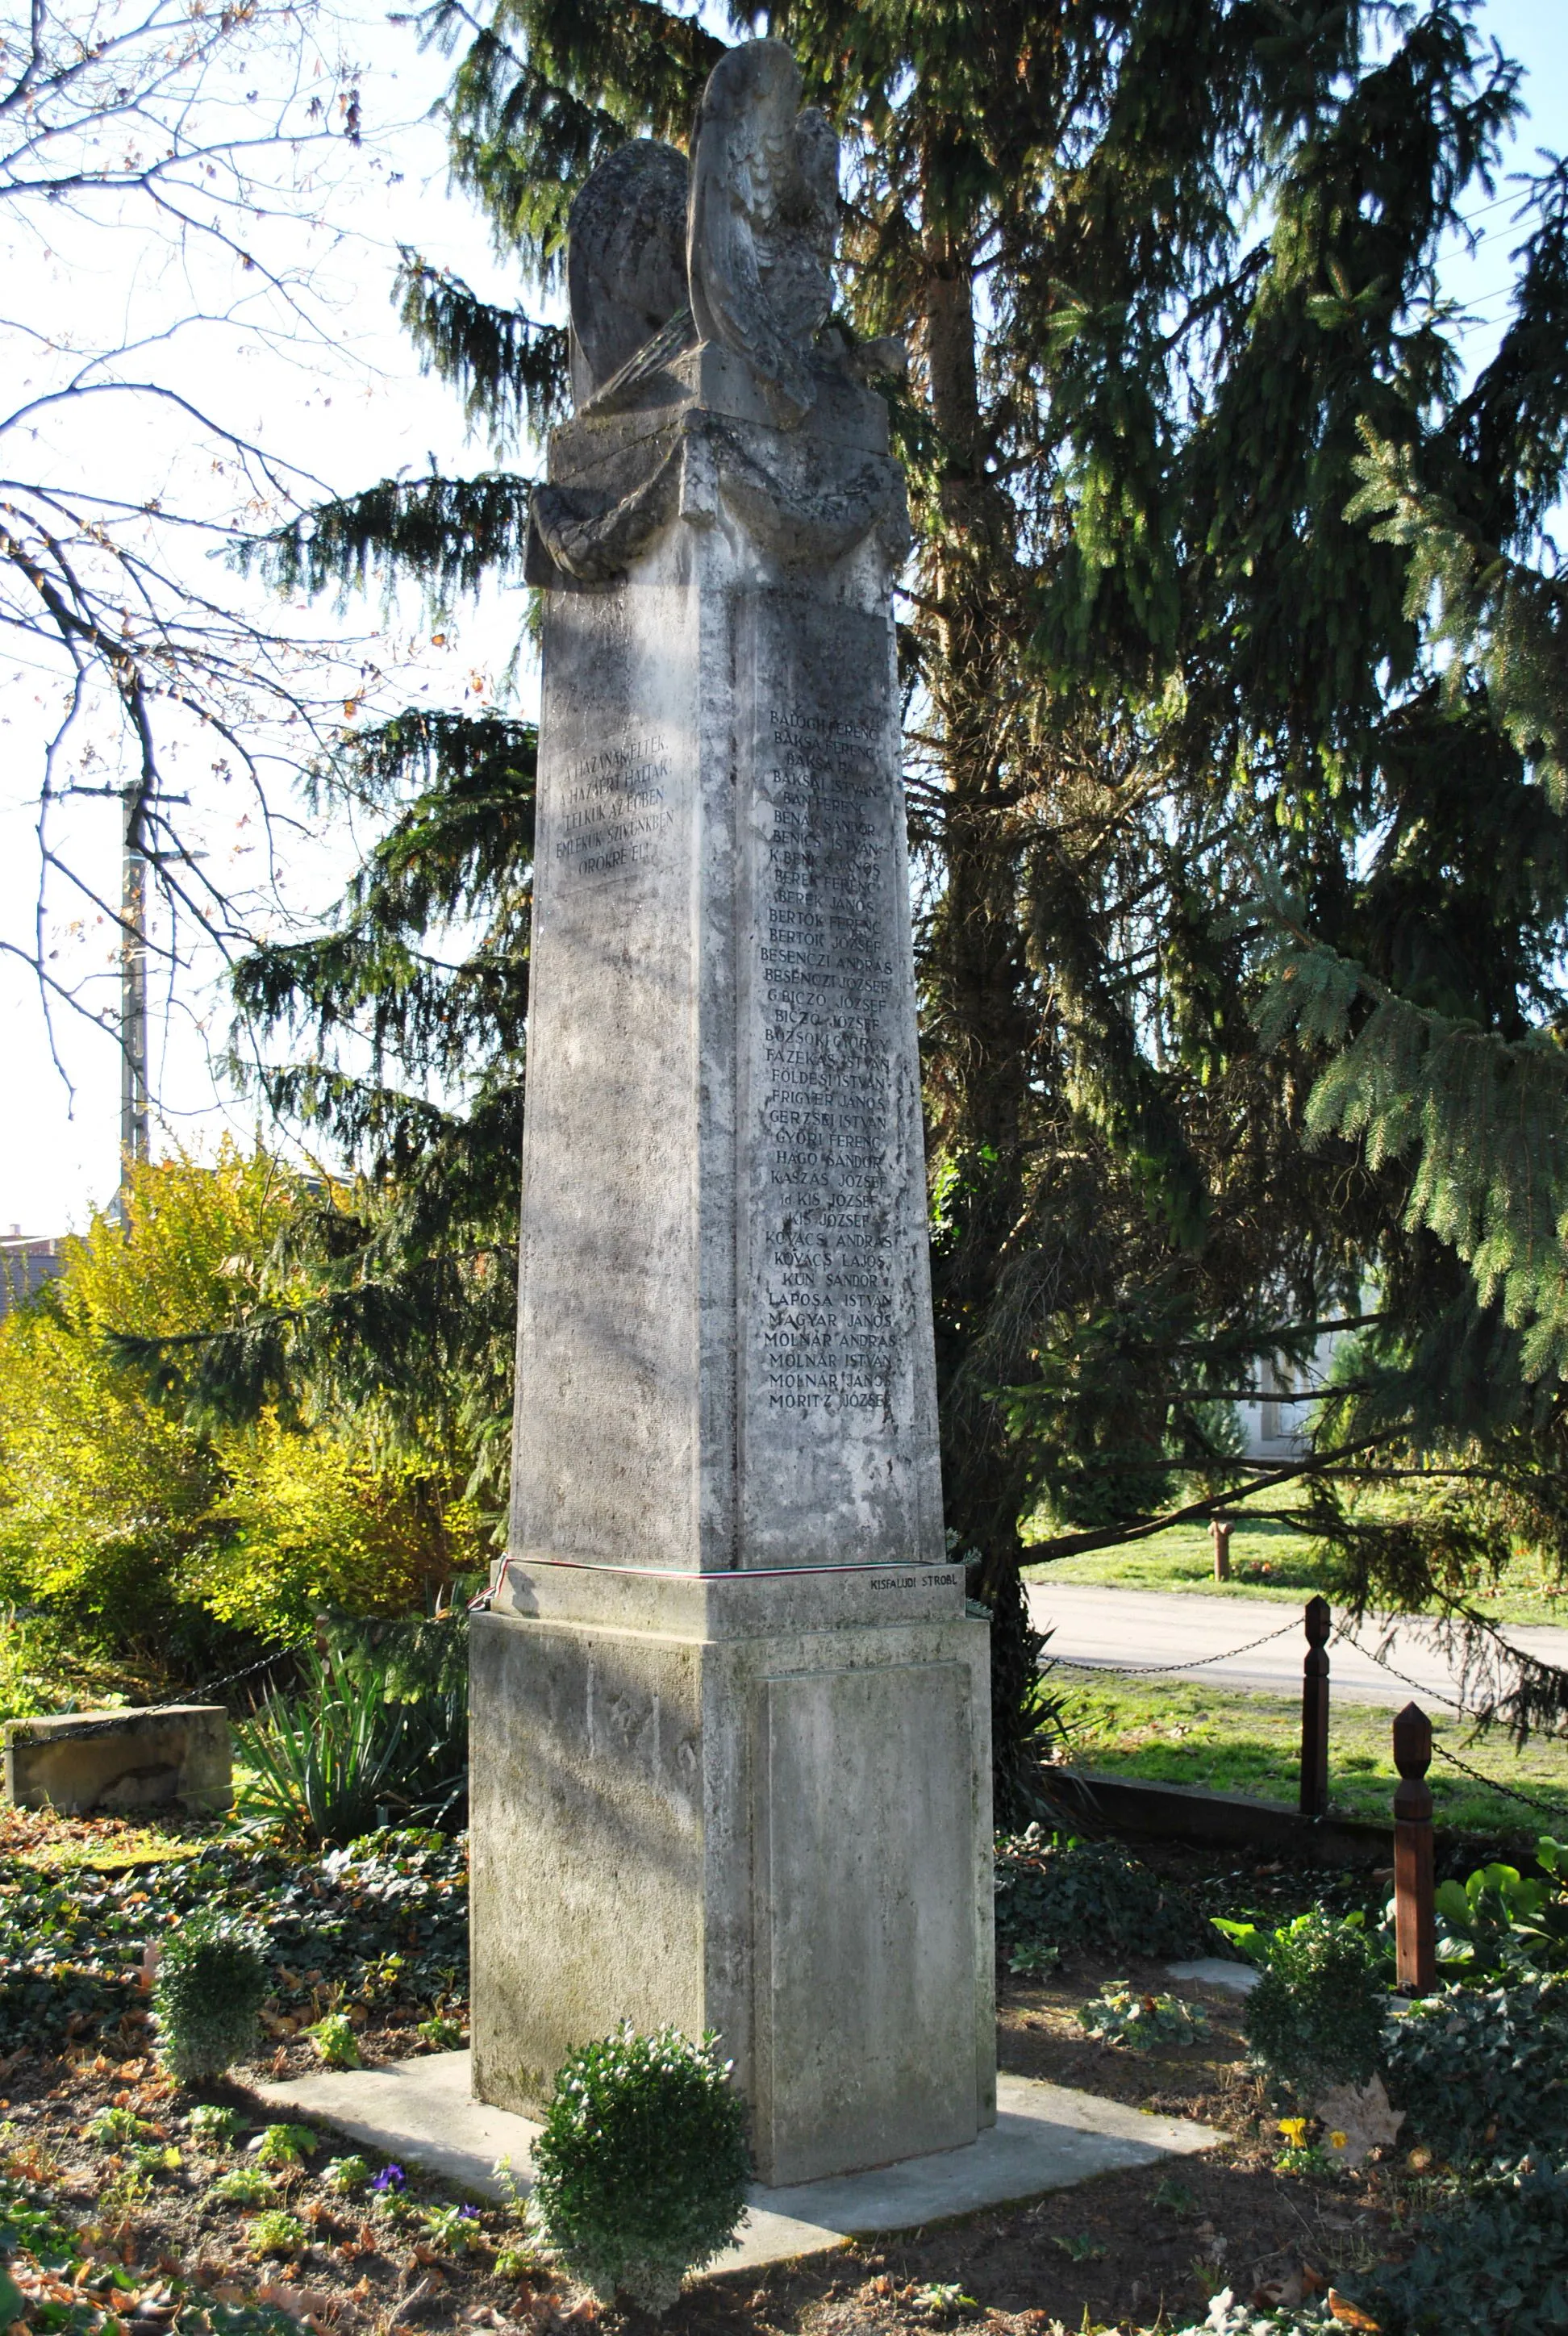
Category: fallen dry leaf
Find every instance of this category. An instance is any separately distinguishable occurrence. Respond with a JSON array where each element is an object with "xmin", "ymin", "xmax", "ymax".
[
  {"xmin": 1313, "ymin": 2075, "xmax": 1404, "ymax": 2171},
  {"xmin": 1328, "ymin": 2292, "xmax": 1382, "ymax": 2331}
]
